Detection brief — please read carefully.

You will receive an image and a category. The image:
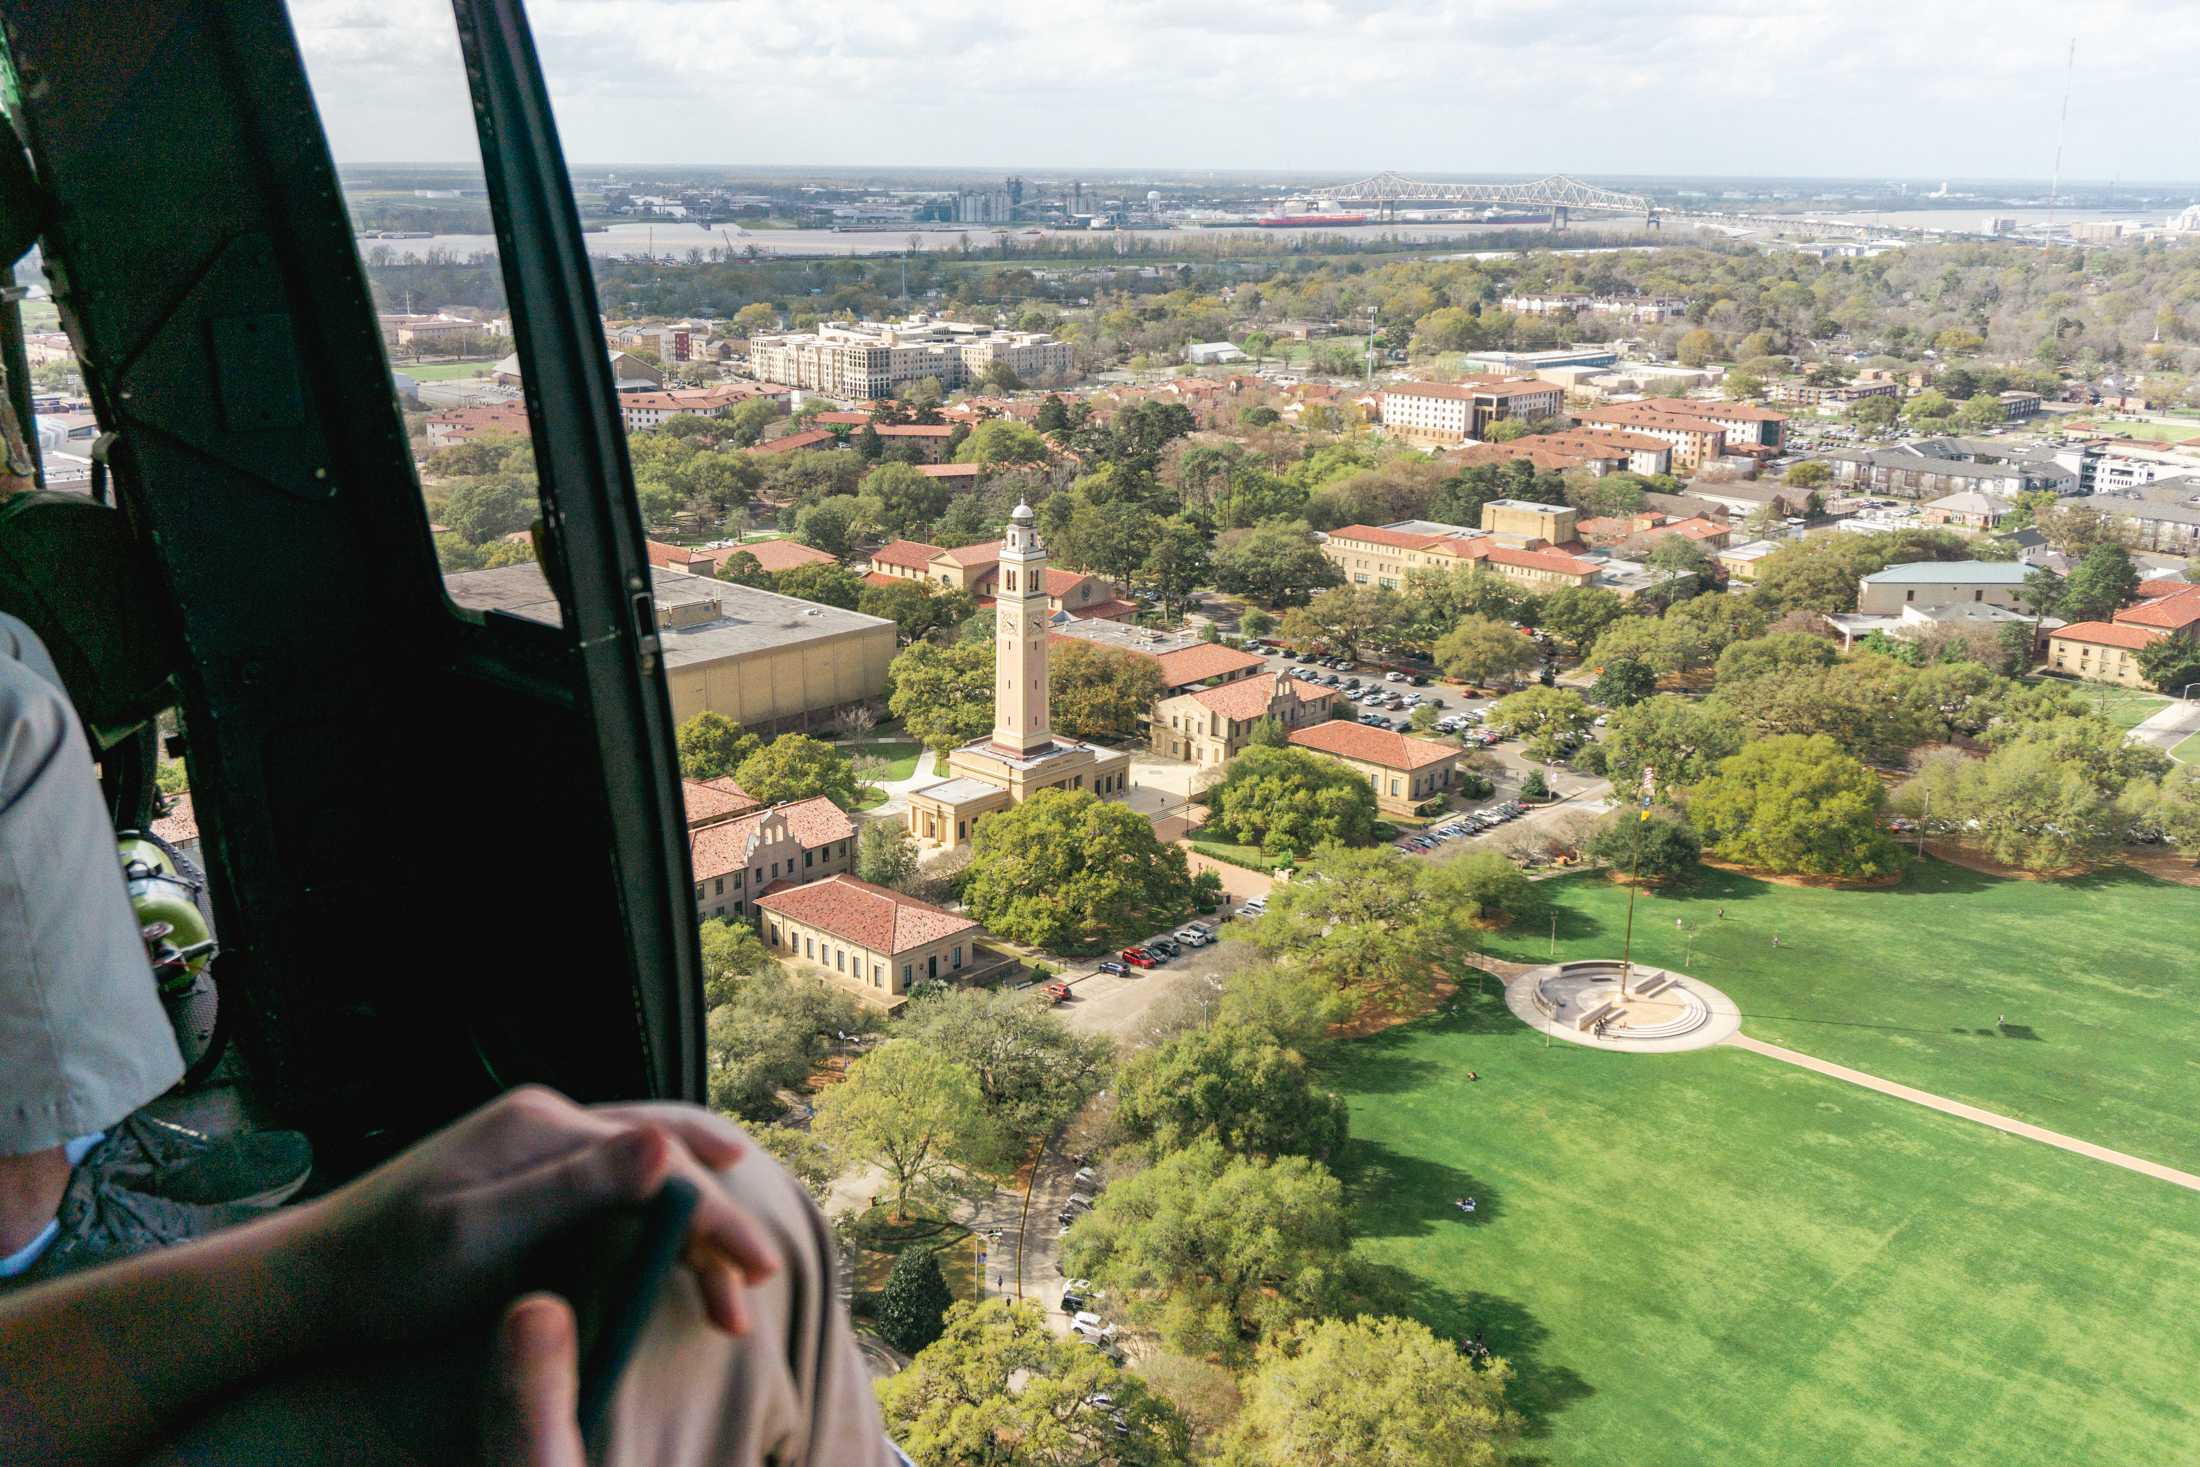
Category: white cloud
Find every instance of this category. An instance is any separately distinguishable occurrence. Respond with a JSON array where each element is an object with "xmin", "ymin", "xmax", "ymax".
[{"xmin": 286, "ymin": 0, "xmax": 2200, "ymax": 181}]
